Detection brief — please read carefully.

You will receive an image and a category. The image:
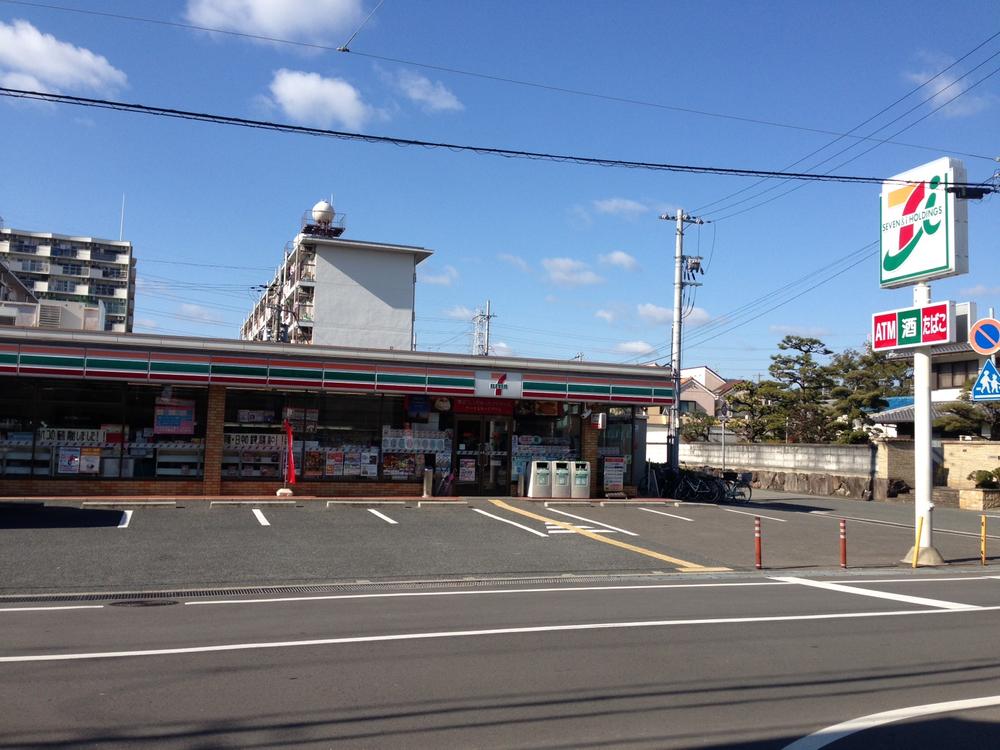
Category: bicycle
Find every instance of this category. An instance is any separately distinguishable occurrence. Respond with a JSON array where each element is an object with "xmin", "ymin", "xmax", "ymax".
[
  {"xmin": 674, "ymin": 469, "xmax": 725, "ymax": 503},
  {"xmin": 721, "ymin": 471, "xmax": 753, "ymax": 504}
]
